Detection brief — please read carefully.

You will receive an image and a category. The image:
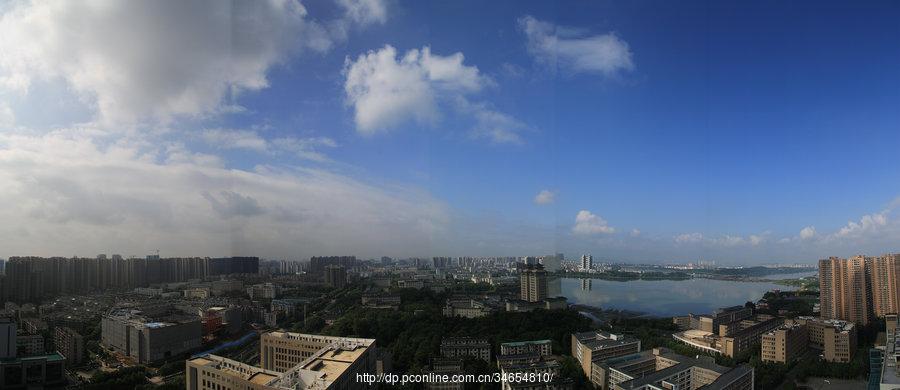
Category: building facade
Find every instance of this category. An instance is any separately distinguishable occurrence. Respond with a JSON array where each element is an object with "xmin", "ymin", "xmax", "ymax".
[
  {"xmin": 440, "ymin": 337, "xmax": 491, "ymax": 362},
  {"xmin": 787, "ymin": 316, "xmax": 857, "ymax": 363},
  {"xmin": 519, "ymin": 264, "xmax": 548, "ymax": 302},
  {"xmin": 818, "ymin": 255, "xmax": 900, "ymax": 325},
  {"xmin": 760, "ymin": 324, "xmax": 807, "ymax": 363},
  {"xmin": 101, "ymin": 311, "xmax": 202, "ymax": 364},
  {"xmin": 571, "ymin": 331, "xmax": 641, "ymax": 379},
  {"xmin": 188, "ymin": 333, "xmax": 375, "ymax": 390},
  {"xmin": 54, "ymin": 327, "xmax": 84, "ymax": 366},
  {"xmin": 259, "ymin": 331, "xmax": 375, "ymax": 374}
]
